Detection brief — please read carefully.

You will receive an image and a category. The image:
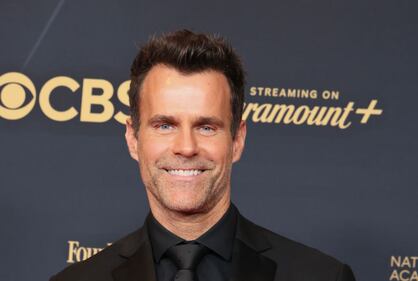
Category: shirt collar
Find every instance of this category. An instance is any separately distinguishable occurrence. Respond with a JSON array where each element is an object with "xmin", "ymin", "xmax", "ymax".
[
  {"xmin": 146, "ymin": 213, "xmax": 183, "ymax": 263},
  {"xmin": 146, "ymin": 203, "xmax": 237, "ymax": 262}
]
